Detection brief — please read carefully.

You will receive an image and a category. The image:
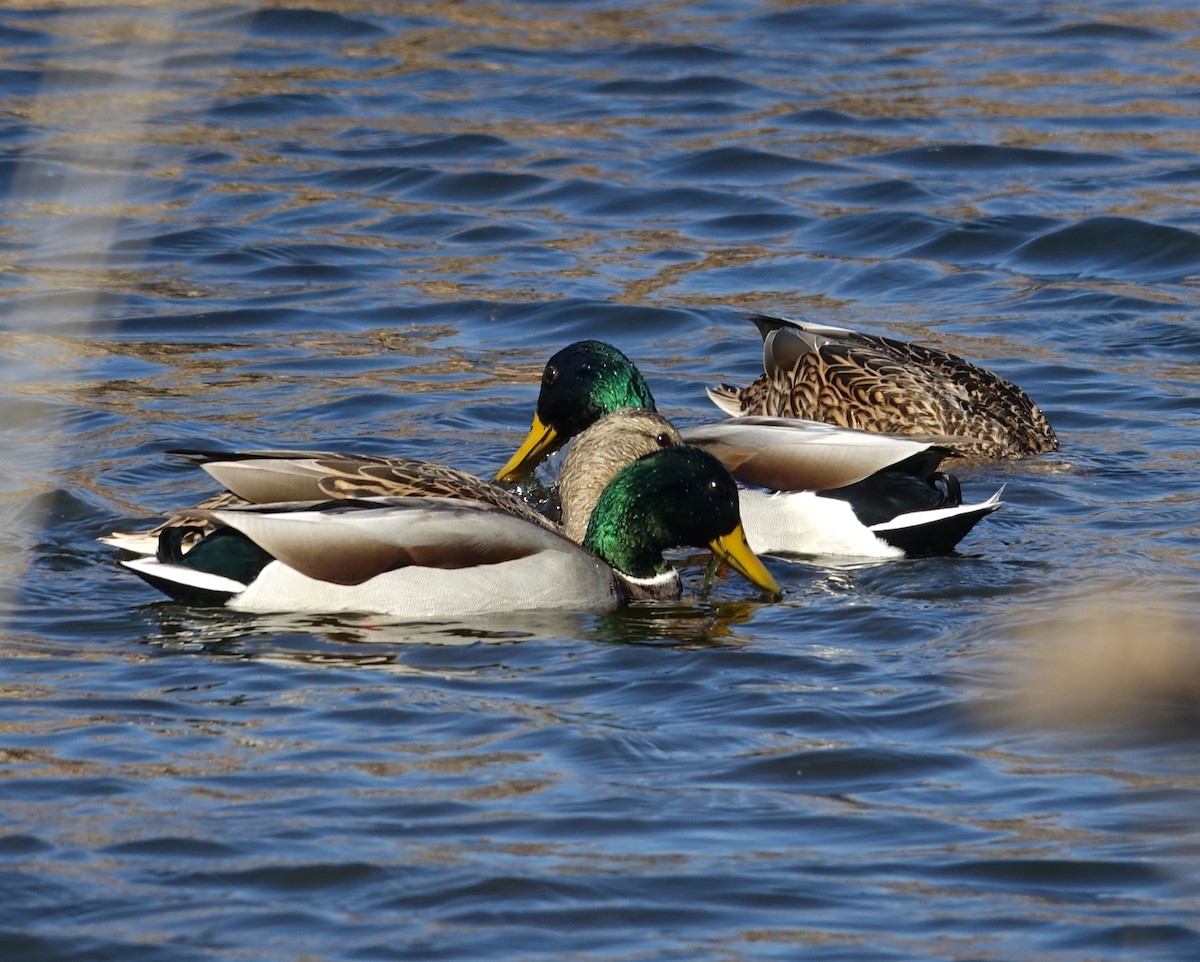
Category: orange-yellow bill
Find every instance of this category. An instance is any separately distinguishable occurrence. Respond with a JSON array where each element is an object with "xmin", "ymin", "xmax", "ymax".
[
  {"xmin": 495, "ymin": 413, "xmax": 559, "ymax": 482},
  {"xmin": 708, "ymin": 523, "xmax": 781, "ymax": 597}
]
